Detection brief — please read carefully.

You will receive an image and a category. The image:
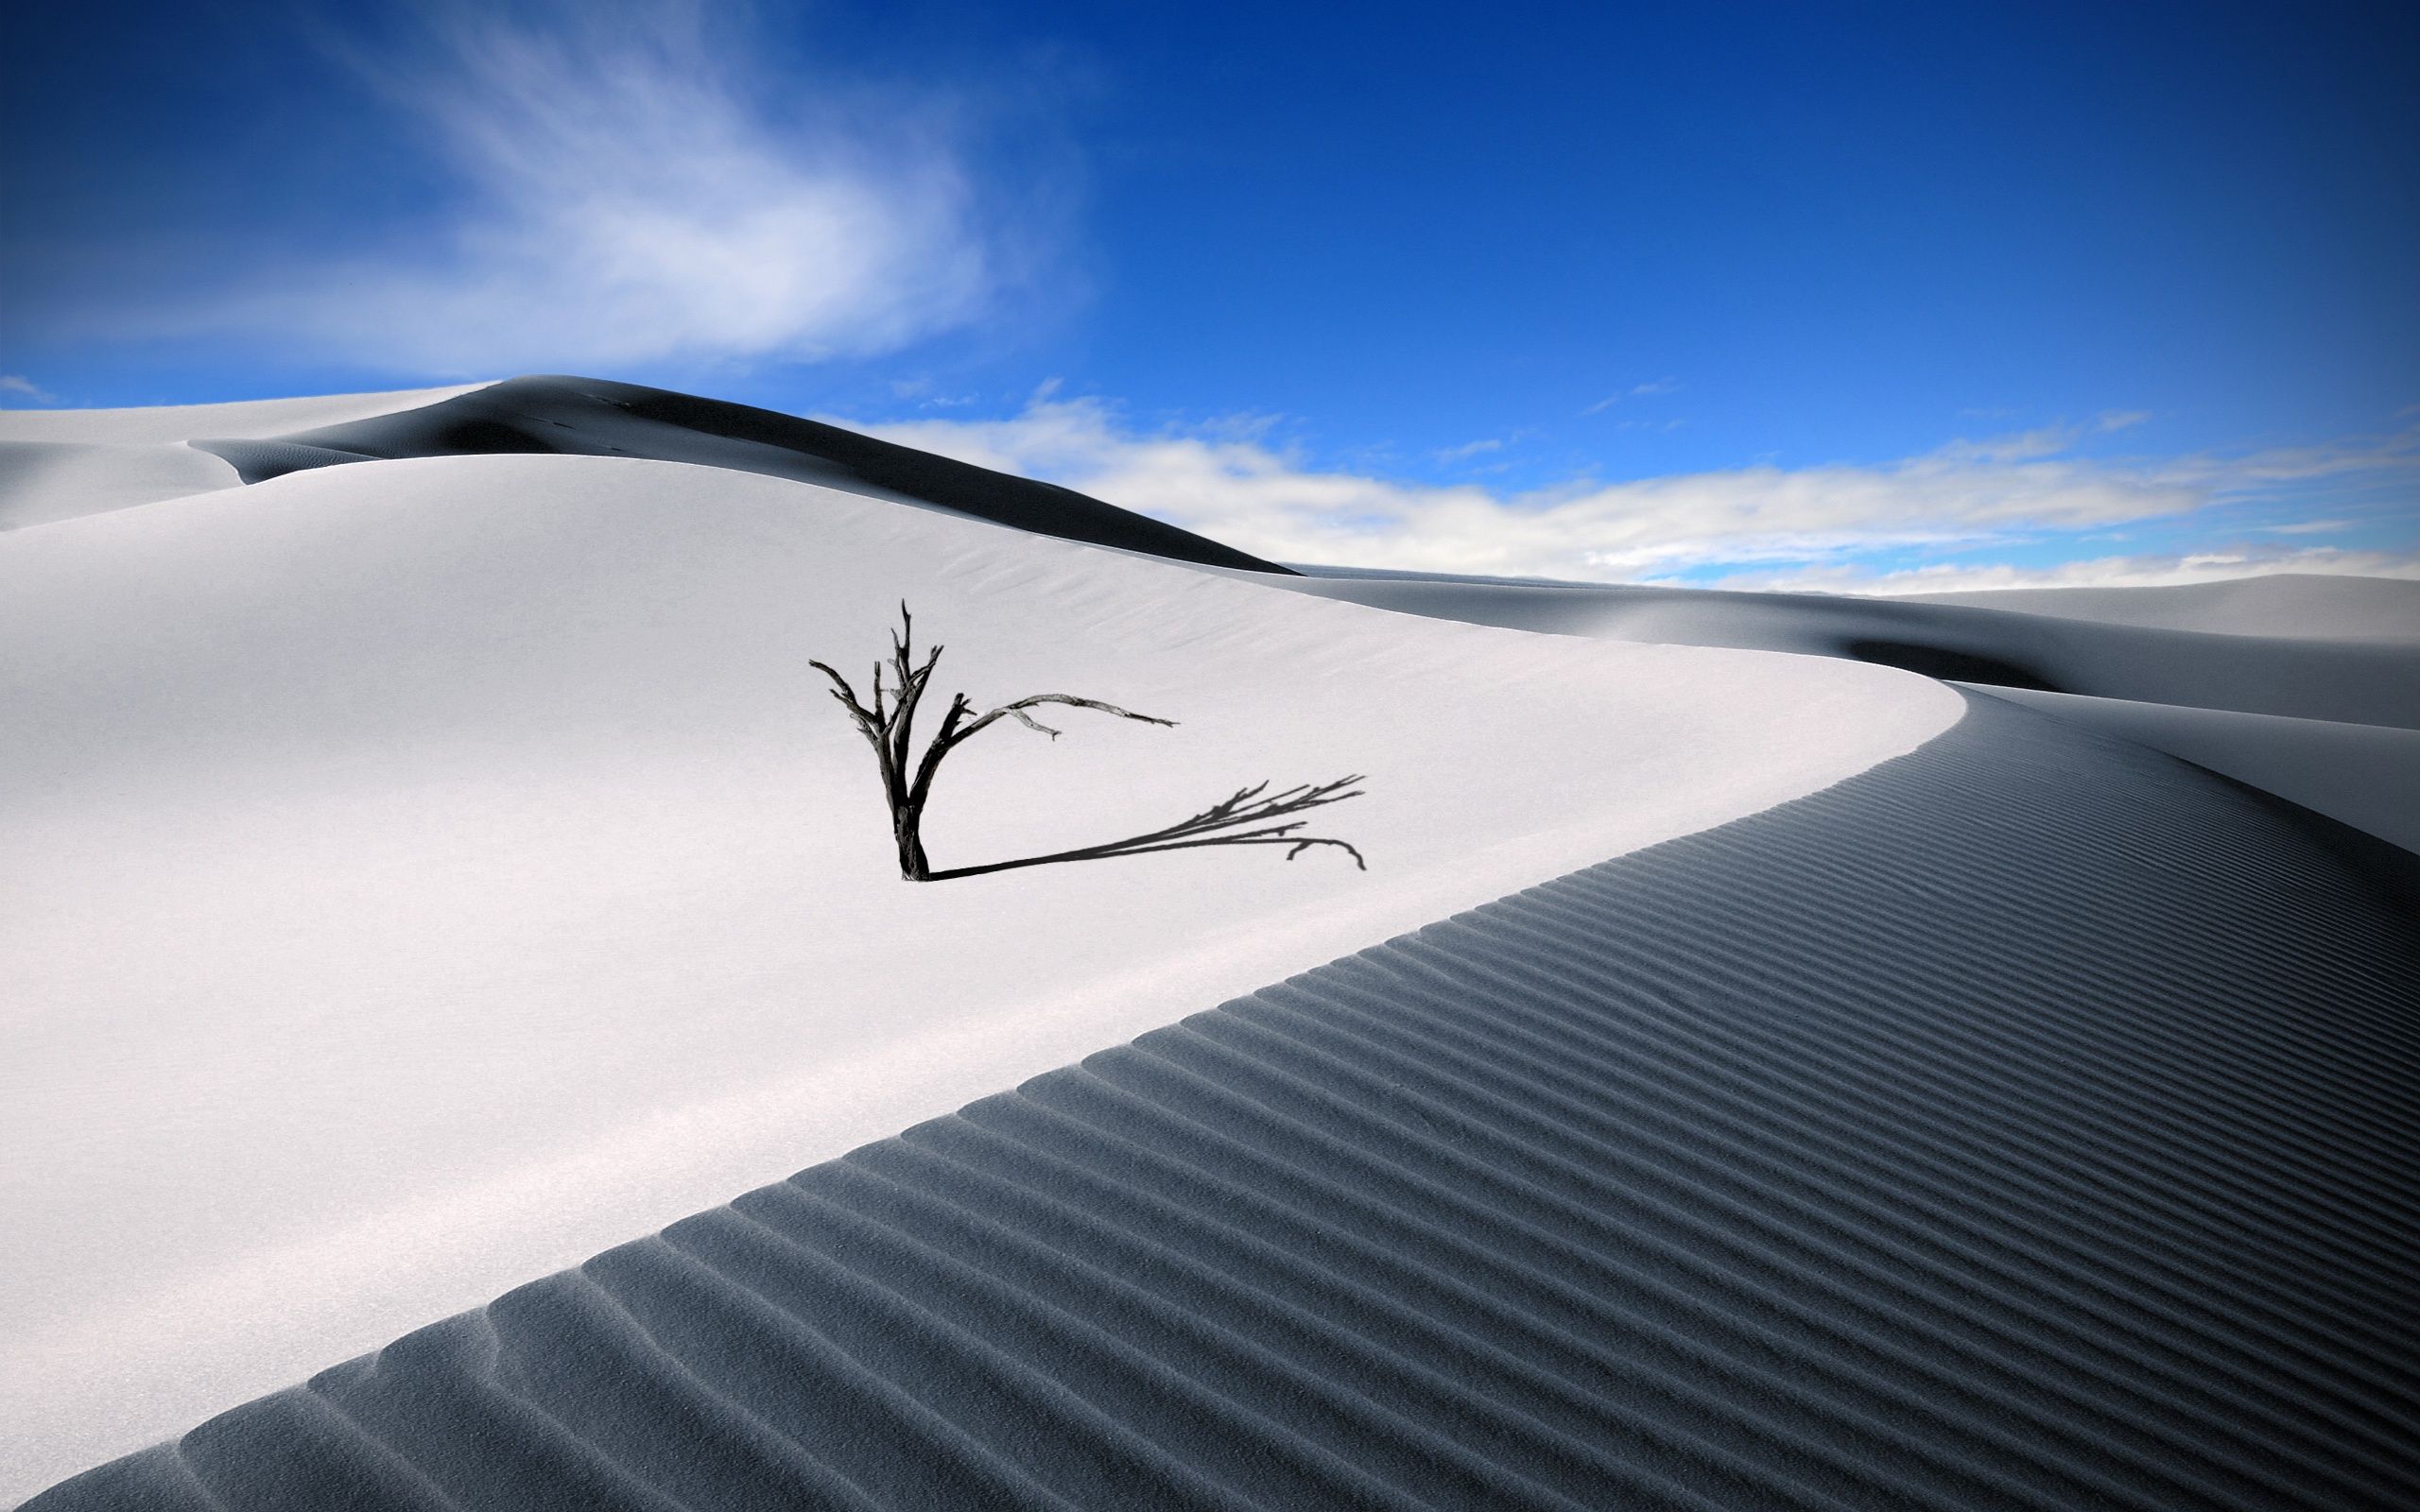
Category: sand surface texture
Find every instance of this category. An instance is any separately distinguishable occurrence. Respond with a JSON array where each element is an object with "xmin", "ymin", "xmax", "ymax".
[
  {"xmin": 0, "ymin": 453, "xmax": 1952, "ymax": 1502},
  {"xmin": 12, "ymin": 380, "xmax": 2412, "ymax": 1507},
  {"xmin": 29, "ymin": 694, "xmax": 2419, "ymax": 1511}
]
